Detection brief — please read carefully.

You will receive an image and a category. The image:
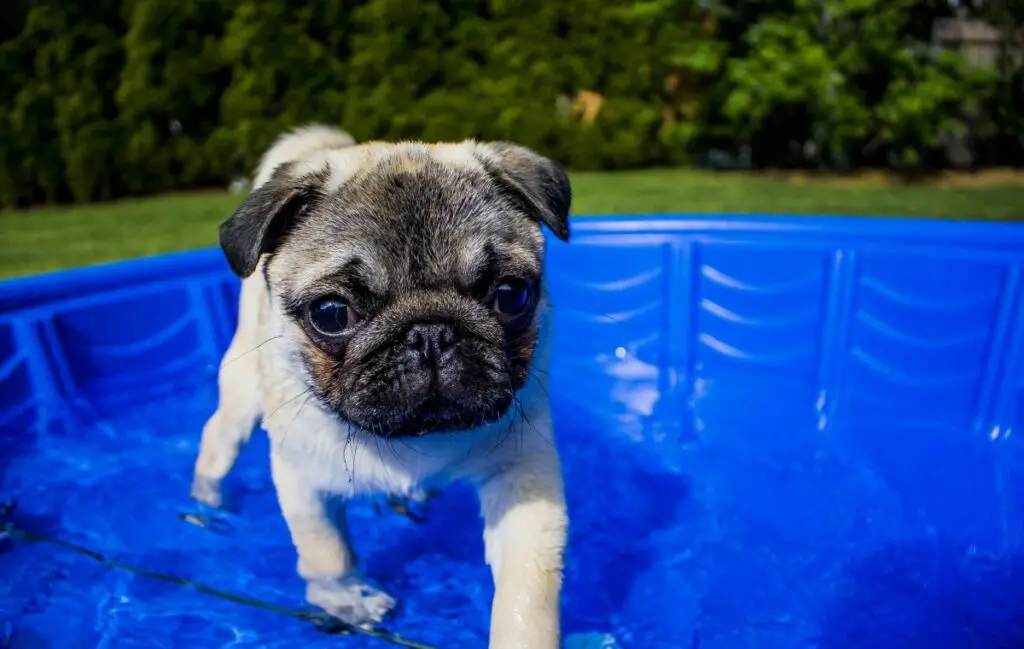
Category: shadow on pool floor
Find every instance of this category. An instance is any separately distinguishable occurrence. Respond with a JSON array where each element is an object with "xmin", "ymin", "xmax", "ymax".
[{"xmin": 819, "ymin": 544, "xmax": 1024, "ymax": 649}]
